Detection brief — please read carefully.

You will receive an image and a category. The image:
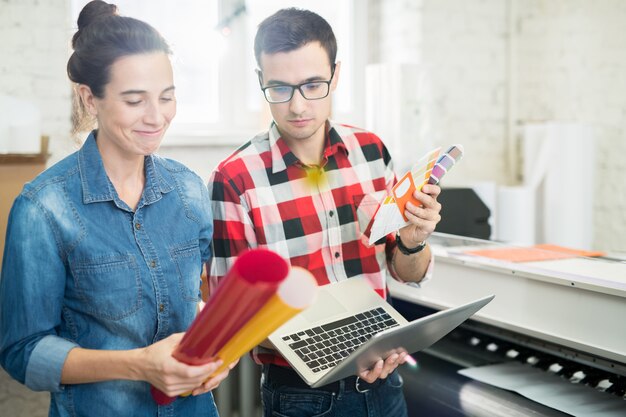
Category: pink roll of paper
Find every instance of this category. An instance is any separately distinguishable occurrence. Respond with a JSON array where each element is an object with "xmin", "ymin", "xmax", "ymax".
[
  {"xmin": 151, "ymin": 248, "xmax": 289, "ymax": 405},
  {"xmin": 209, "ymin": 266, "xmax": 318, "ymax": 375}
]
